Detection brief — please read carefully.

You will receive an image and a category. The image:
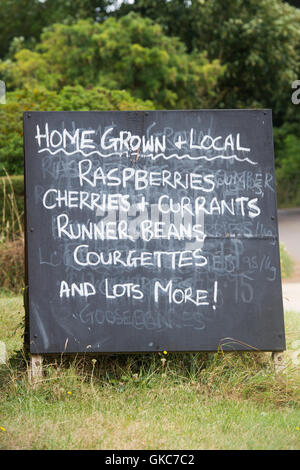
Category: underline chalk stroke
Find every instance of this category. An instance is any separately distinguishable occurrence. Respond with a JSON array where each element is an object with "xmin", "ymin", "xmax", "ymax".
[{"xmin": 38, "ymin": 148, "xmax": 257, "ymax": 165}]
